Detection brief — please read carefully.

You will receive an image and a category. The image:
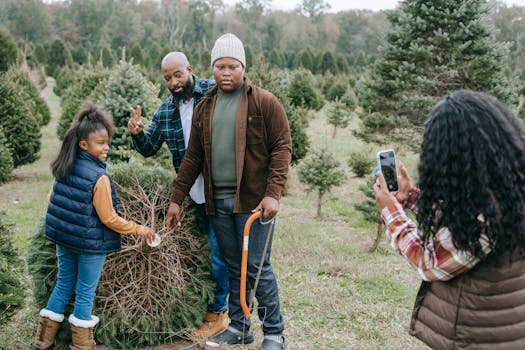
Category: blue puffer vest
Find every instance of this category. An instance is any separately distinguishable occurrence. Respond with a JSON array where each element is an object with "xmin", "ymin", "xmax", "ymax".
[{"xmin": 45, "ymin": 151, "xmax": 121, "ymax": 254}]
